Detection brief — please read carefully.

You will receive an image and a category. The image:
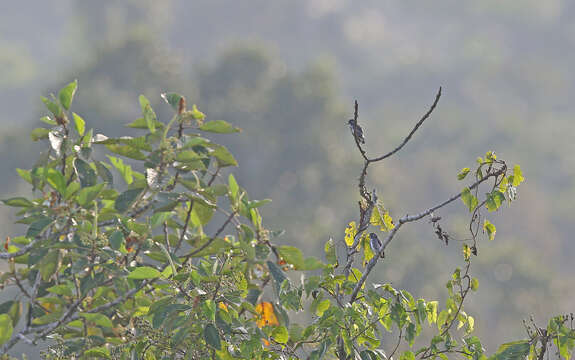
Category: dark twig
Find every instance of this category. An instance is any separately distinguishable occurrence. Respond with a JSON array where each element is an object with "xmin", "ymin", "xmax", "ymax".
[
  {"xmin": 389, "ymin": 328, "xmax": 403, "ymax": 359},
  {"xmin": 176, "ymin": 200, "xmax": 194, "ymax": 252},
  {"xmin": 207, "ymin": 166, "xmax": 221, "ymax": 186},
  {"xmin": 370, "ymin": 87, "xmax": 442, "ymax": 162},
  {"xmin": 351, "ymin": 100, "xmax": 369, "ymax": 161},
  {"xmin": 184, "ymin": 211, "xmax": 237, "ymax": 260}
]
